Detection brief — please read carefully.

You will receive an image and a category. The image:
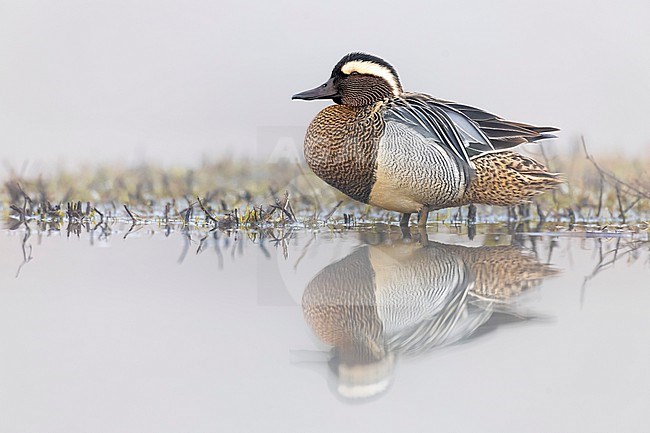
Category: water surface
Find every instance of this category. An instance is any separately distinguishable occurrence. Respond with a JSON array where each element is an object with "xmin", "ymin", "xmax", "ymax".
[{"xmin": 0, "ymin": 222, "xmax": 648, "ymax": 432}]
